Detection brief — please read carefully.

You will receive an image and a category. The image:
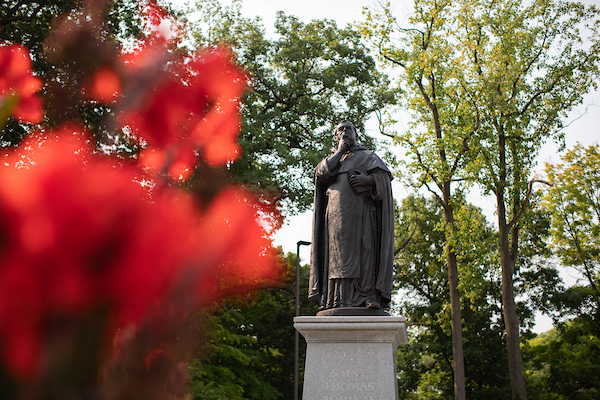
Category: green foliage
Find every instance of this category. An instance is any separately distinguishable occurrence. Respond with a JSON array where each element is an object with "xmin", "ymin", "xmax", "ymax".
[
  {"xmin": 524, "ymin": 318, "xmax": 600, "ymax": 399},
  {"xmin": 395, "ymin": 194, "xmax": 514, "ymax": 399},
  {"xmin": 1, "ymin": 1, "xmax": 77, "ymax": 62},
  {"xmin": 360, "ymin": 0, "xmax": 480, "ymax": 189},
  {"xmin": 186, "ymin": 0, "xmax": 398, "ymax": 214},
  {"xmin": 542, "ymin": 143, "xmax": 600, "ymax": 316},
  {"xmin": 451, "ymin": 201, "xmax": 498, "ymax": 301},
  {"xmin": 458, "ymin": 0, "xmax": 600, "ymax": 206},
  {"xmin": 189, "ymin": 307, "xmax": 282, "ymax": 400},
  {"xmin": 189, "ymin": 253, "xmax": 318, "ymax": 400},
  {"xmin": 394, "ymin": 196, "xmax": 568, "ymax": 399}
]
